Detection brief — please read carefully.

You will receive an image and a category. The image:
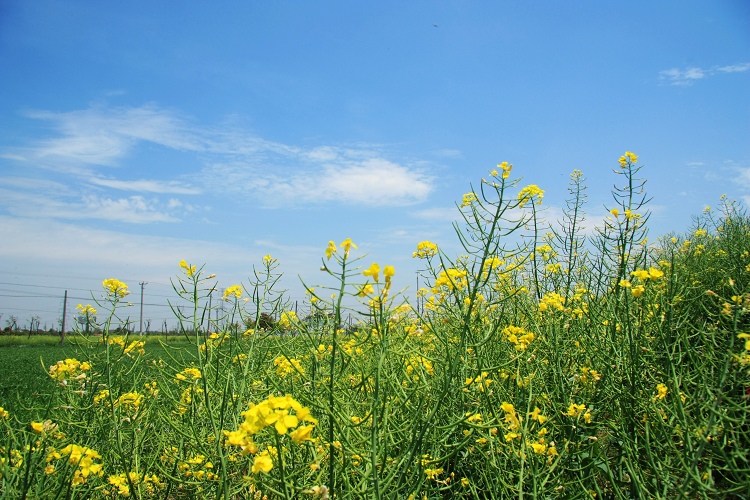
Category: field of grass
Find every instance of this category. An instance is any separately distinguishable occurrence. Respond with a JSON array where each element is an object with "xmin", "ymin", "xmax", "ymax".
[{"xmin": 1, "ymin": 156, "xmax": 748, "ymax": 499}]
